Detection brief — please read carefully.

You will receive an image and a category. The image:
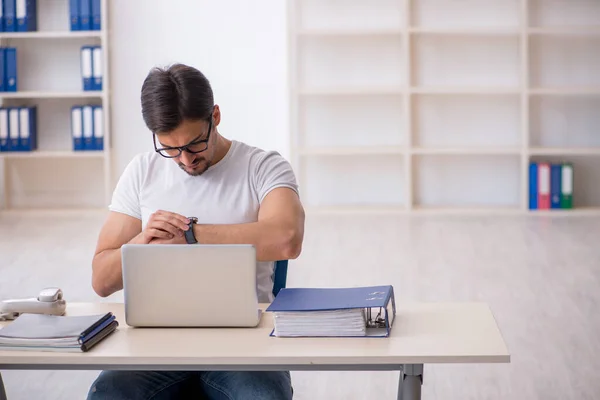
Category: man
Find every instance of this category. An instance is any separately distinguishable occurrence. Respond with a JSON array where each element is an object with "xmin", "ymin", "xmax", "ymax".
[{"xmin": 87, "ymin": 63, "xmax": 304, "ymax": 400}]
